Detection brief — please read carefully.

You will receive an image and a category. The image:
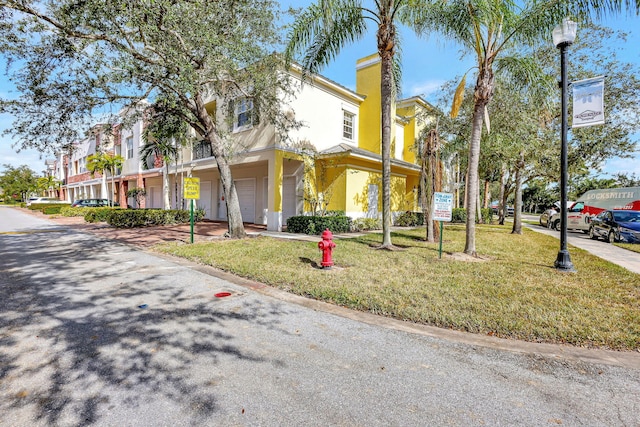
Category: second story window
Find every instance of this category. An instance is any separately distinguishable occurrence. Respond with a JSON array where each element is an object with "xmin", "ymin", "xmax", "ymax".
[
  {"xmin": 343, "ymin": 111, "xmax": 355, "ymax": 140},
  {"xmin": 126, "ymin": 136, "xmax": 134, "ymax": 159},
  {"xmin": 232, "ymin": 97, "xmax": 255, "ymax": 131}
]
